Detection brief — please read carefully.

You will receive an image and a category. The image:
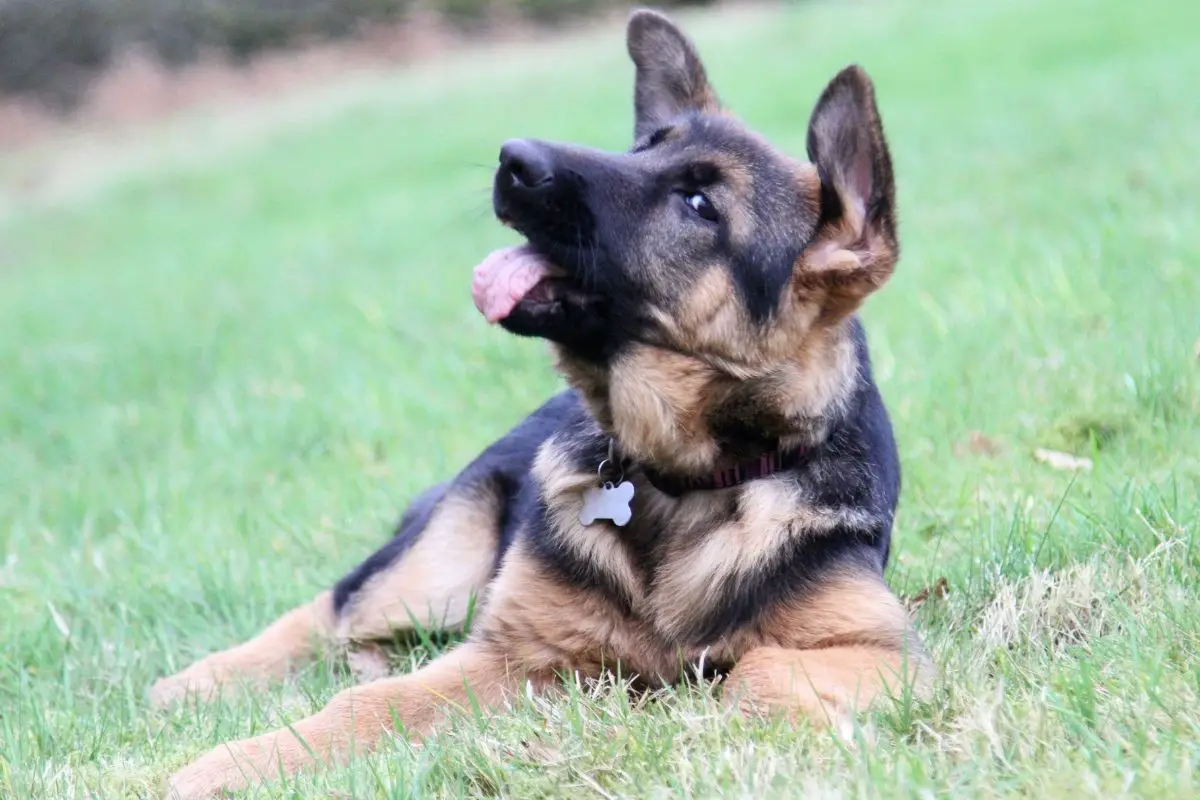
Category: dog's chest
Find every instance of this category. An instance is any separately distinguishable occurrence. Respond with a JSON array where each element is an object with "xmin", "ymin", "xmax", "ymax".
[{"xmin": 572, "ymin": 483, "xmax": 753, "ymax": 633}]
